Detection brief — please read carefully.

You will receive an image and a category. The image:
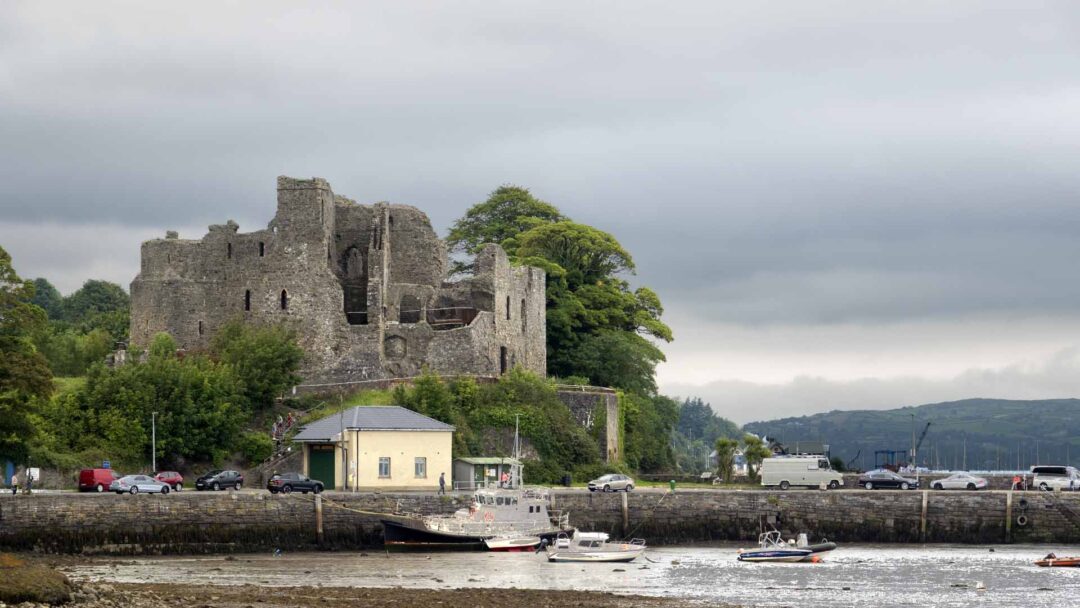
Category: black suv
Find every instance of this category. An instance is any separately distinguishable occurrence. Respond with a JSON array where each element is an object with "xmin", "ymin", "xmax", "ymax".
[
  {"xmin": 195, "ymin": 469, "xmax": 244, "ymax": 491},
  {"xmin": 267, "ymin": 472, "xmax": 324, "ymax": 495}
]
